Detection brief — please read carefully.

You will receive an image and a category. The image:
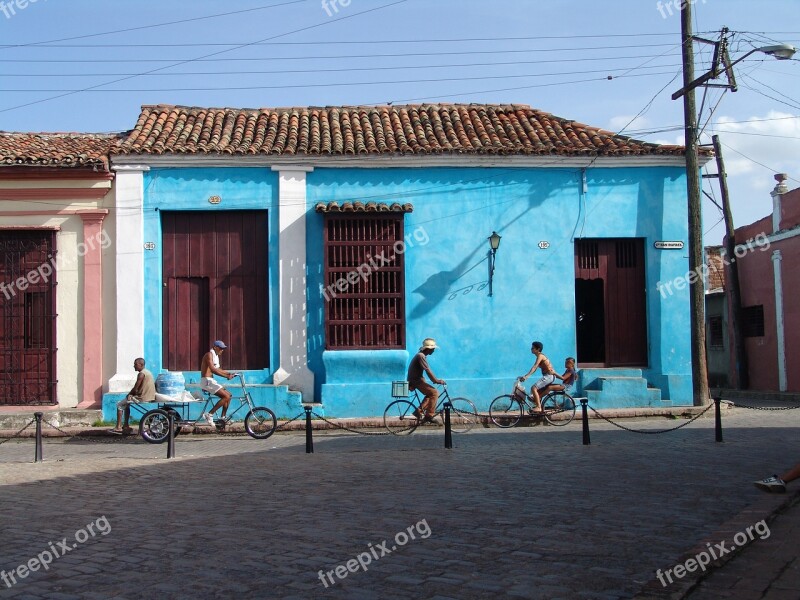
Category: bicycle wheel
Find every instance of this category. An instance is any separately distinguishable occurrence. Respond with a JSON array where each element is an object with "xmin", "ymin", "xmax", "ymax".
[
  {"xmin": 139, "ymin": 409, "xmax": 171, "ymax": 444},
  {"xmin": 447, "ymin": 397, "xmax": 478, "ymax": 433},
  {"xmin": 489, "ymin": 395, "xmax": 523, "ymax": 428},
  {"xmin": 383, "ymin": 399, "xmax": 420, "ymax": 435},
  {"xmin": 542, "ymin": 392, "xmax": 576, "ymax": 426},
  {"xmin": 245, "ymin": 407, "xmax": 277, "ymax": 439}
]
